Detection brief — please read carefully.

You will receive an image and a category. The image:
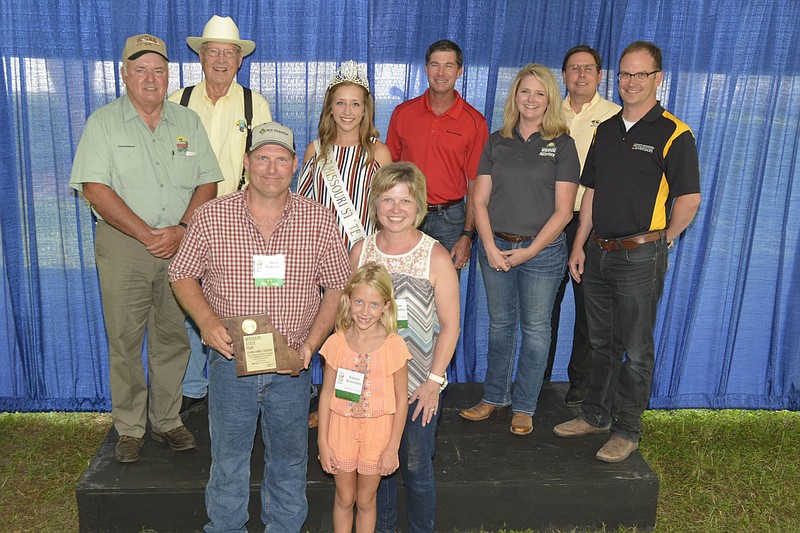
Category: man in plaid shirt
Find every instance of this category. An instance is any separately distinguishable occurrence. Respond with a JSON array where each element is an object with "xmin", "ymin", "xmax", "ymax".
[{"xmin": 170, "ymin": 122, "xmax": 350, "ymax": 532}]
